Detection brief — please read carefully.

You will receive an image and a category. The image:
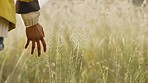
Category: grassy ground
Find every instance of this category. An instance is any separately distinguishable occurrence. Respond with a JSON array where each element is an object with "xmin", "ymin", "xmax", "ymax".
[{"xmin": 0, "ymin": 0, "xmax": 148, "ymax": 83}]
